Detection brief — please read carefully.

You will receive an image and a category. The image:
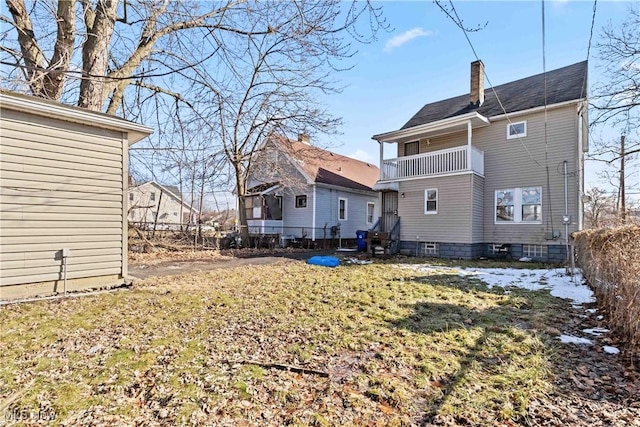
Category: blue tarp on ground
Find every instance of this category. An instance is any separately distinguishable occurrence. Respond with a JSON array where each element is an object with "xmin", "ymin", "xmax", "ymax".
[{"xmin": 307, "ymin": 256, "xmax": 340, "ymax": 267}]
